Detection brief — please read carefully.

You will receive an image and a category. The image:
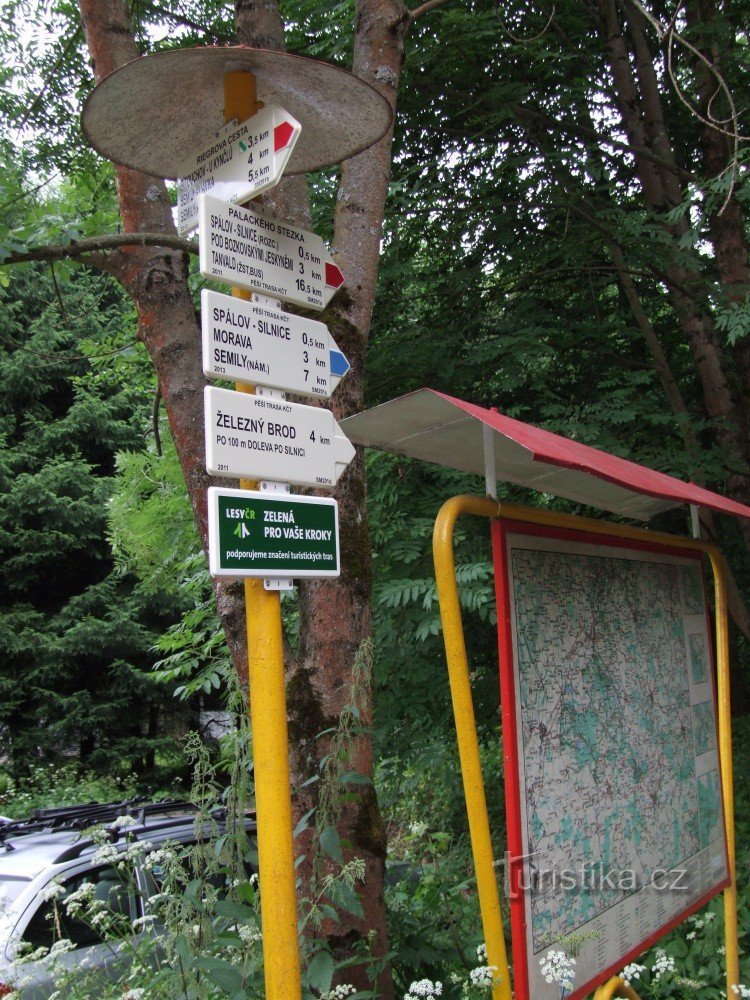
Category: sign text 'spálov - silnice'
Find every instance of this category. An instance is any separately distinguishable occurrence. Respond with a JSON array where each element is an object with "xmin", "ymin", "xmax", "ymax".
[
  {"xmin": 198, "ymin": 193, "xmax": 345, "ymax": 310},
  {"xmin": 201, "ymin": 289, "xmax": 350, "ymax": 398},
  {"xmin": 177, "ymin": 106, "xmax": 300, "ymax": 235},
  {"xmin": 208, "ymin": 487, "xmax": 340, "ymax": 579},
  {"xmin": 205, "ymin": 385, "xmax": 355, "ymax": 488}
]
